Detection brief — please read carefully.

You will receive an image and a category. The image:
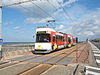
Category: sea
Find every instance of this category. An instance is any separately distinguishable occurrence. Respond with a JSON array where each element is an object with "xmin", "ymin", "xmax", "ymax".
[{"xmin": 2, "ymin": 42, "xmax": 35, "ymax": 46}]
